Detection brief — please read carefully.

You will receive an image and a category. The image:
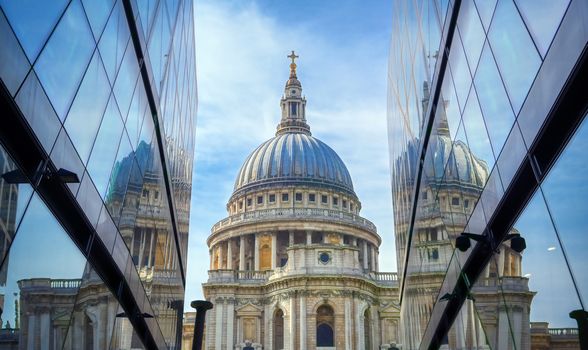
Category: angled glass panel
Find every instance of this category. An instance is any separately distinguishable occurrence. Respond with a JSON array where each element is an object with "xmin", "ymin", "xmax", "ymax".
[
  {"xmin": 496, "ymin": 122, "xmax": 526, "ymax": 190},
  {"xmin": 474, "ymin": 0, "xmax": 497, "ymax": 32},
  {"xmin": 34, "ymin": 0, "xmax": 95, "ymax": 120},
  {"xmin": 0, "ymin": 194, "xmax": 87, "ymax": 347},
  {"xmin": 148, "ymin": 1, "xmax": 171, "ymax": 93},
  {"xmin": 15, "ymin": 71, "xmax": 61, "ymax": 153},
  {"xmin": 81, "ymin": 0, "xmax": 115, "ymax": 40},
  {"xmin": 462, "ymin": 89, "xmax": 495, "ymax": 176},
  {"xmin": 98, "ymin": 0, "xmax": 130, "ymax": 85},
  {"xmin": 110, "ymin": 310, "xmax": 146, "ymax": 349},
  {"xmin": 50, "ymin": 128, "xmax": 85, "ymax": 194},
  {"xmin": 87, "ymin": 96, "xmax": 125, "ymax": 198},
  {"xmin": 440, "ymin": 73, "xmax": 461, "ymax": 142},
  {"xmin": 105, "ymin": 132, "xmax": 133, "ymax": 225},
  {"xmin": 0, "ymin": 0, "xmax": 68, "ymax": 61},
  {"xmin": 113, "ymin": 41, "xmax": 140, "ymax": 120},
  {"xmin": 126, "ymin": 78, "xmax": 148, "ymax": 149},
  {"xmin": 62, "ymin": 262, "xmax": 122, "ymax": 349},
  {"xmin": 0, "ymin": 10, "xmax": 30, "ymax": 96},
  {"xmin": 0, "ymin": 144, "xmax": 34, "ymax": 268},
  {"xmin": 137, "ymin": 0, "xmax": 159, "ymax": 40},
  {"xmin": 514, "ymin": 0, "xmax": 570, "ymax": 57},
  {"xmin": 541, "ymin": 116, "xmax": 588, "ymax": 308},
  {"xmin": 457, "ymin": 0, "xmax": 485, "ymax": 75},
  {"xmin": 64, "ymin": 51, "xmax": 111, "ymax": 164},
  {"xmin": 488, "ymin": 0, "xmax": 541, "ymax": 114},
  {"xmin": 515, "ymin": 190, "xmax": 582, "ymax": 328},
  {"xmin": 76, "ymin": 170, "xmax": 103, "ymax": 228},
  {"xmin": 448, "ymin": 36, "xmax": 472, "ymax": 113},
  {"xmin": 474, "ymin": 42, "xmax": 515, "ymax": 158}
]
